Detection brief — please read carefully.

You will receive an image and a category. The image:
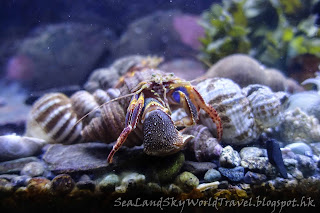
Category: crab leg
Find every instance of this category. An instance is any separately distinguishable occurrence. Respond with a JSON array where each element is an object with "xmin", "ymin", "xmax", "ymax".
[
  {"xmin": 107, "ymin": 93, "xmax": 145, "ymax": 163},
  {"xmin": 173, "ymin": 91, "xmax": 198, "ymax": 127},
  {"xmin": 191, "ymin": 88, "xmax": 223, "ymax": 141}
]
